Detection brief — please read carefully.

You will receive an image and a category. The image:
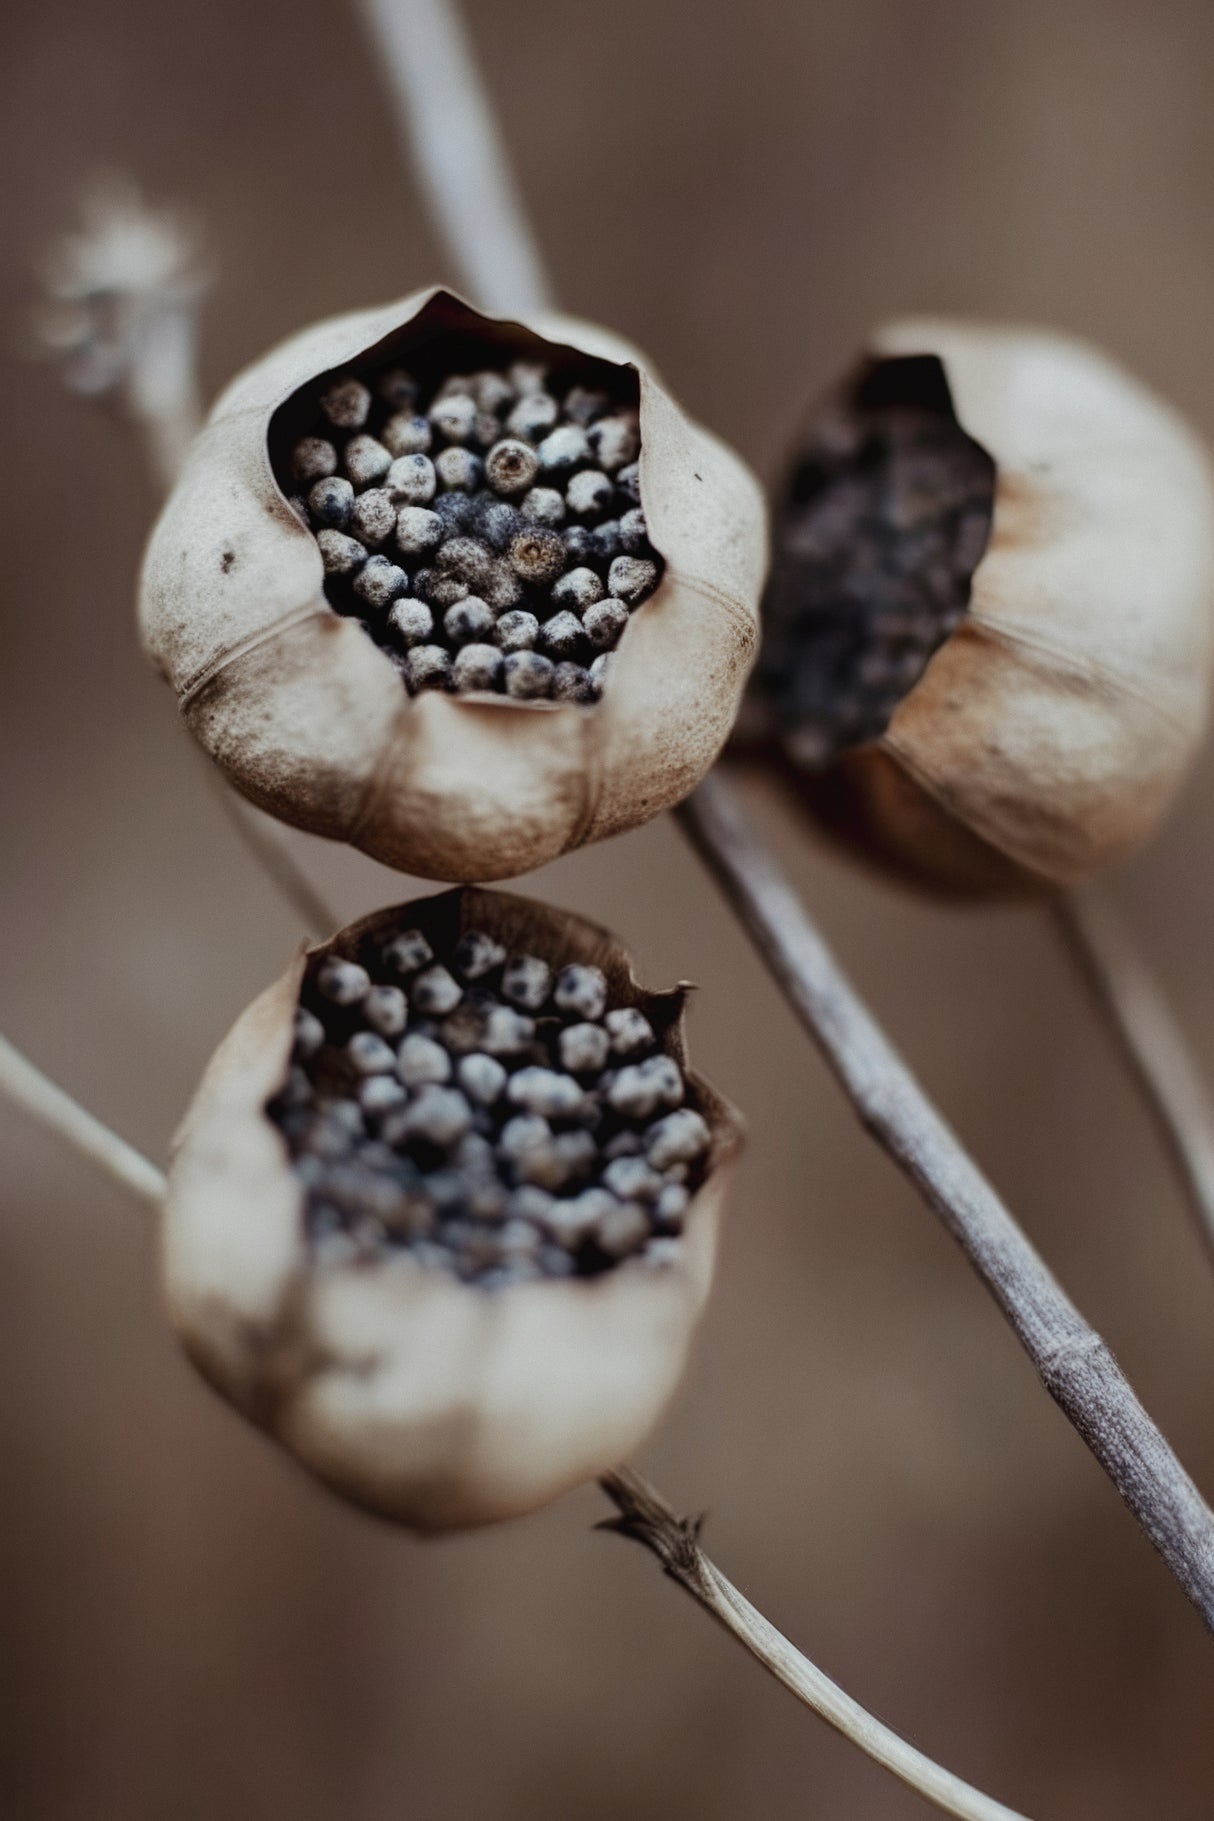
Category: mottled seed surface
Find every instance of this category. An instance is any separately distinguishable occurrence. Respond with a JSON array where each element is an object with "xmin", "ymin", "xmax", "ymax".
[
  {"xmin": 278, "ymin": 351, "xmax": 665, "ymax": 702},
  {"xmin": 269, "ymin": 925, "xmax": 710, "ymax": 1287},
  {"xmin": 750, "ymin": 354, "xmax": 996, "ymax": 766}
]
